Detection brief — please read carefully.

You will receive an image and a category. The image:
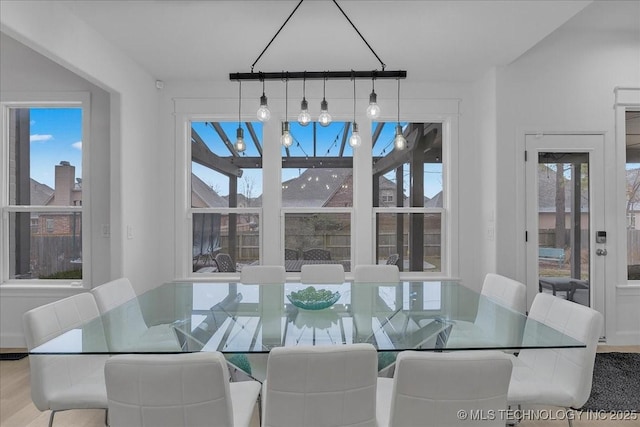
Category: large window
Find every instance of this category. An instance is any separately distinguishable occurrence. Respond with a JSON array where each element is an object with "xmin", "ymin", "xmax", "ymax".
[
  {"xmin": 190, "ymin": 121, "xmax": 262, "ymax": 274},
  {"xmin": 282, "ymin": 121, "xmax": 353, "ymax": 270},
  {"xmin": 2, "ymin": 105, "xmax": 84, "ymax": 281},
  {"xmin": 373, "ymin": 122, "xmax": 444, "ymax": 273}
]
